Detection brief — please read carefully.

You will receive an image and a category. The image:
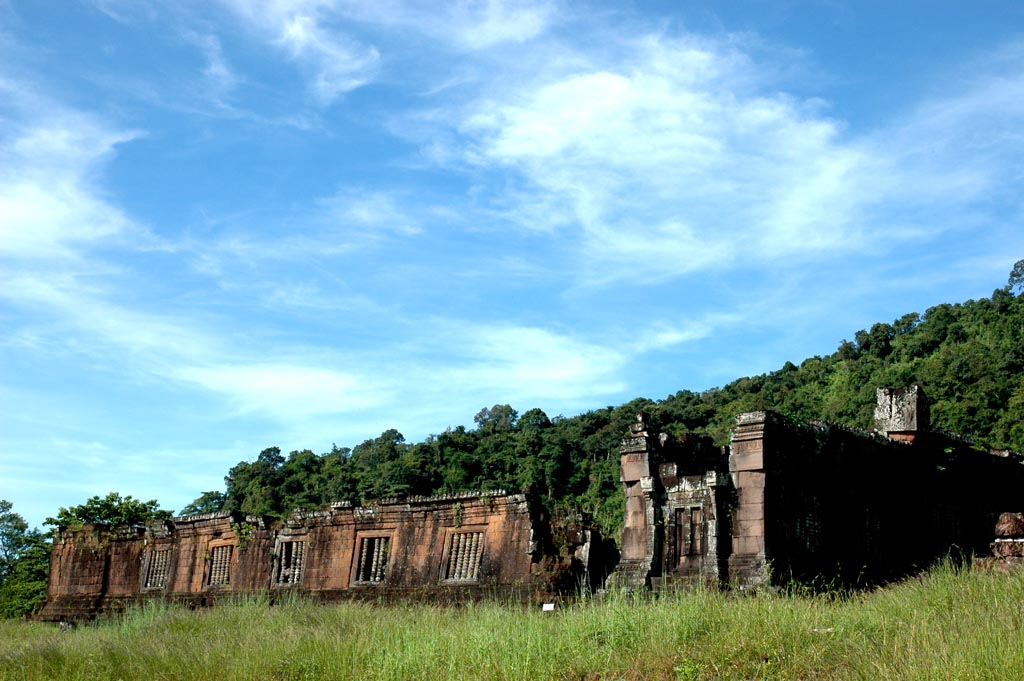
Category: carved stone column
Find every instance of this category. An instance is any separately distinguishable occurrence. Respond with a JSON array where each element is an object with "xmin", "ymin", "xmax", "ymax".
[{"xmin": 610, "ymin": 412, "xmax": 663, "ymax": 590}]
